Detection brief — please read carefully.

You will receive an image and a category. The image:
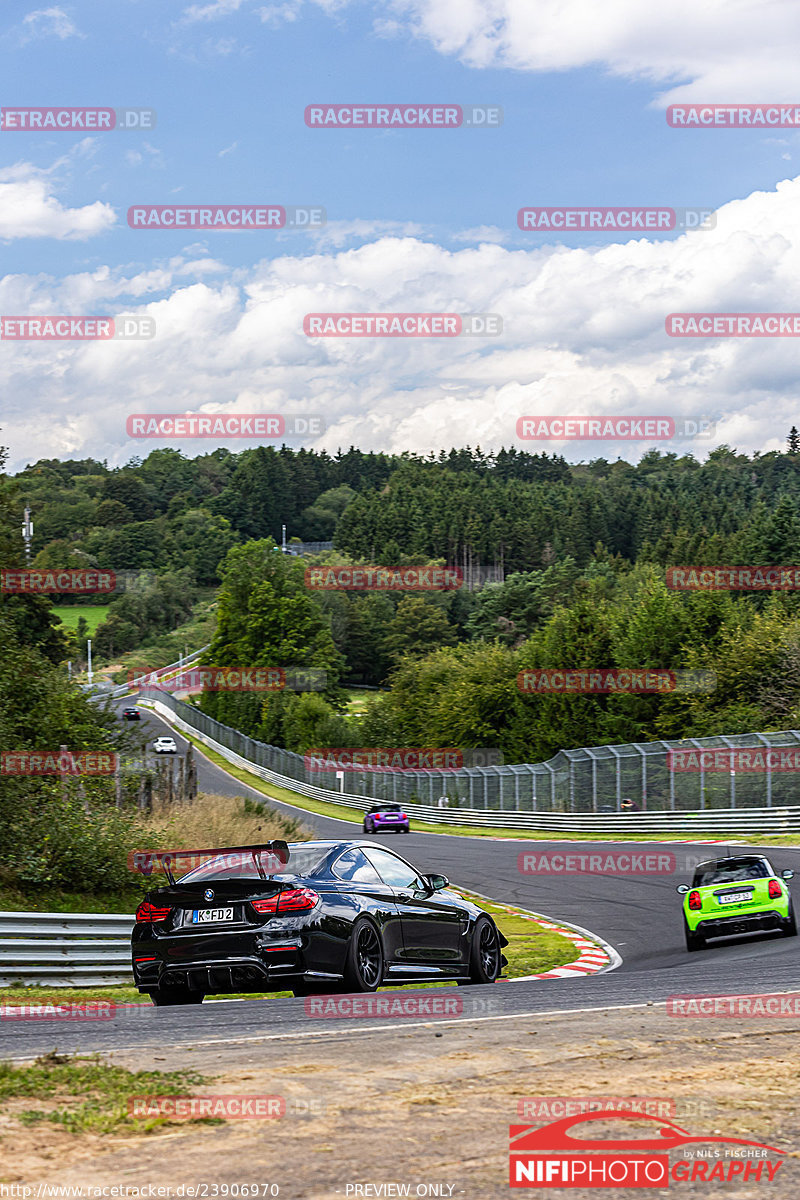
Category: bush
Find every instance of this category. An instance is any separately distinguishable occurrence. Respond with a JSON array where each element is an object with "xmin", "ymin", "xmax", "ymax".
[{"xmin": 5, "ymin": 799, "xmax": 165, "ymax": 895}]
